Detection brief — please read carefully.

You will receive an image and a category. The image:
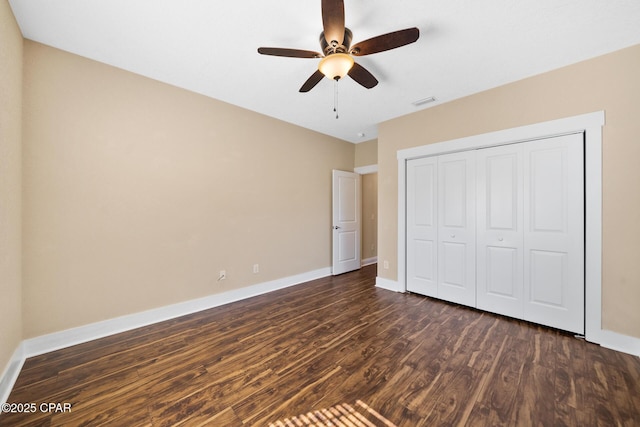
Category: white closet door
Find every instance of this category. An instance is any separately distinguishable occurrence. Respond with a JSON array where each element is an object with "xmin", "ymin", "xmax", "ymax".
[
  {"xmin": 437, "ymin": 151, "xmax": 476, "ymax": 307},
  {"xmin": 523, "ymin": 133, "xmax": 584, "ymax": 334},
  {"xmin": 476, "ymin": 144, "xmax": 524, "ymax": 318},
  {"xmin": 406, "ymin": 157, "xmax": 438, "ymax": 296}
]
